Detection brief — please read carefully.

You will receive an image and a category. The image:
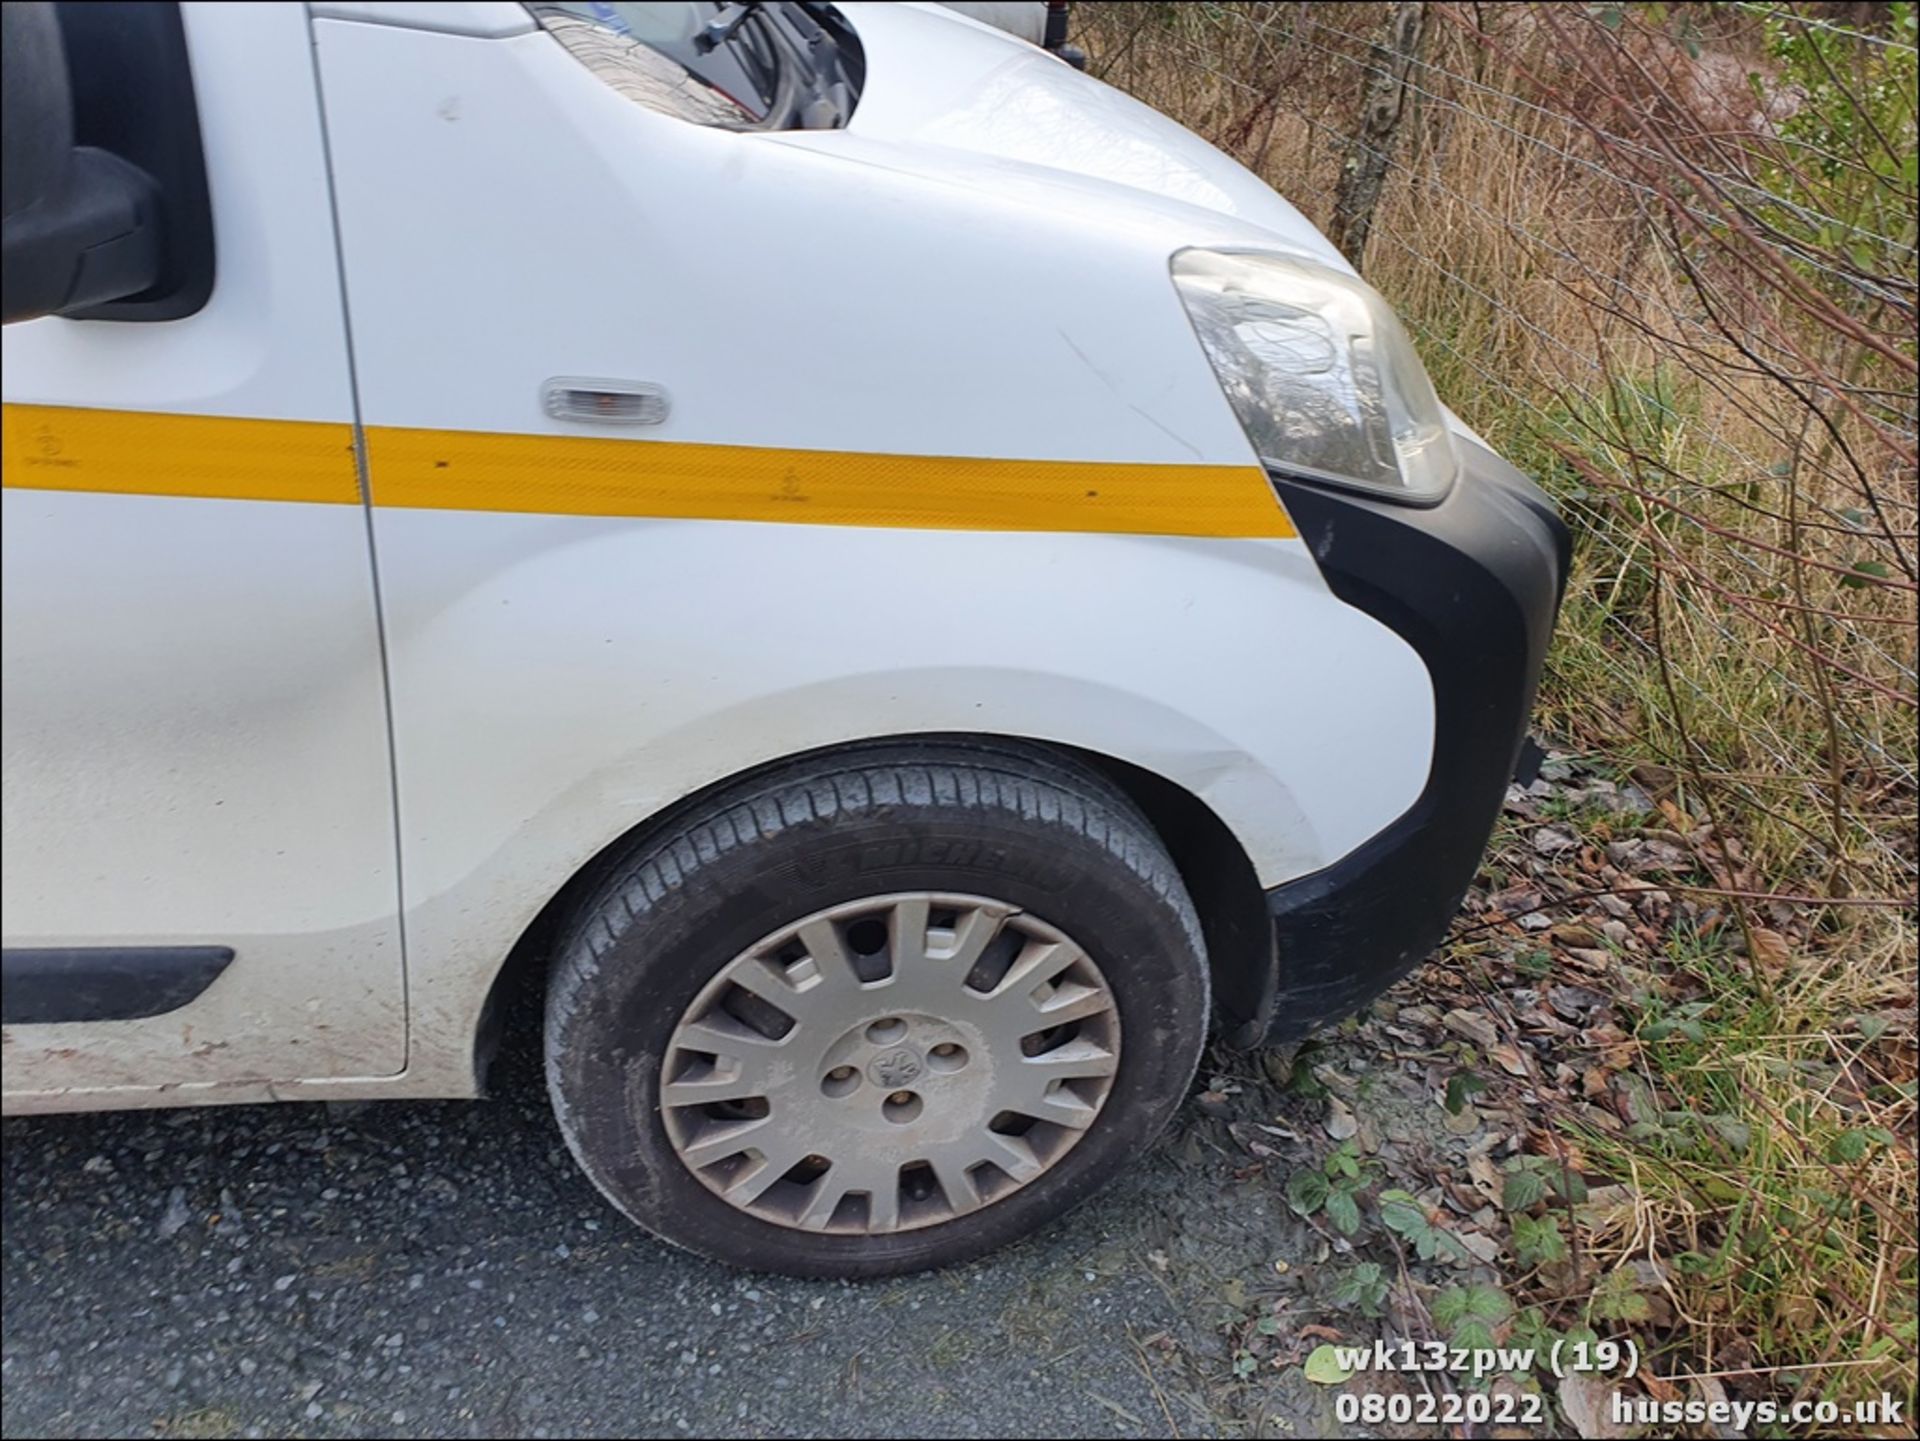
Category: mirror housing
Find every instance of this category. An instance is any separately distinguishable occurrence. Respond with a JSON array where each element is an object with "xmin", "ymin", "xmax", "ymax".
[
  {"xmin": 2, "ymin": 2, "xmax": 213, "ymax": 325},
  {"xmin": 2, "ymin": 2, "xmax": 160, "ymax": 323}
]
